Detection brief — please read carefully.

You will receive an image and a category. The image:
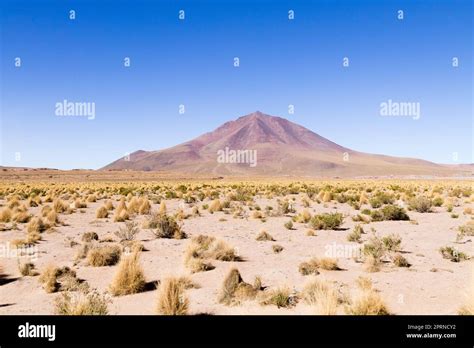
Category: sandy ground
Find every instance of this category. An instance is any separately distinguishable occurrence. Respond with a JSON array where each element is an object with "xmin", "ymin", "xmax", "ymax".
[{"xmin": 0, "ymin": 193, "xmax": 472, "ymax": 315}]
